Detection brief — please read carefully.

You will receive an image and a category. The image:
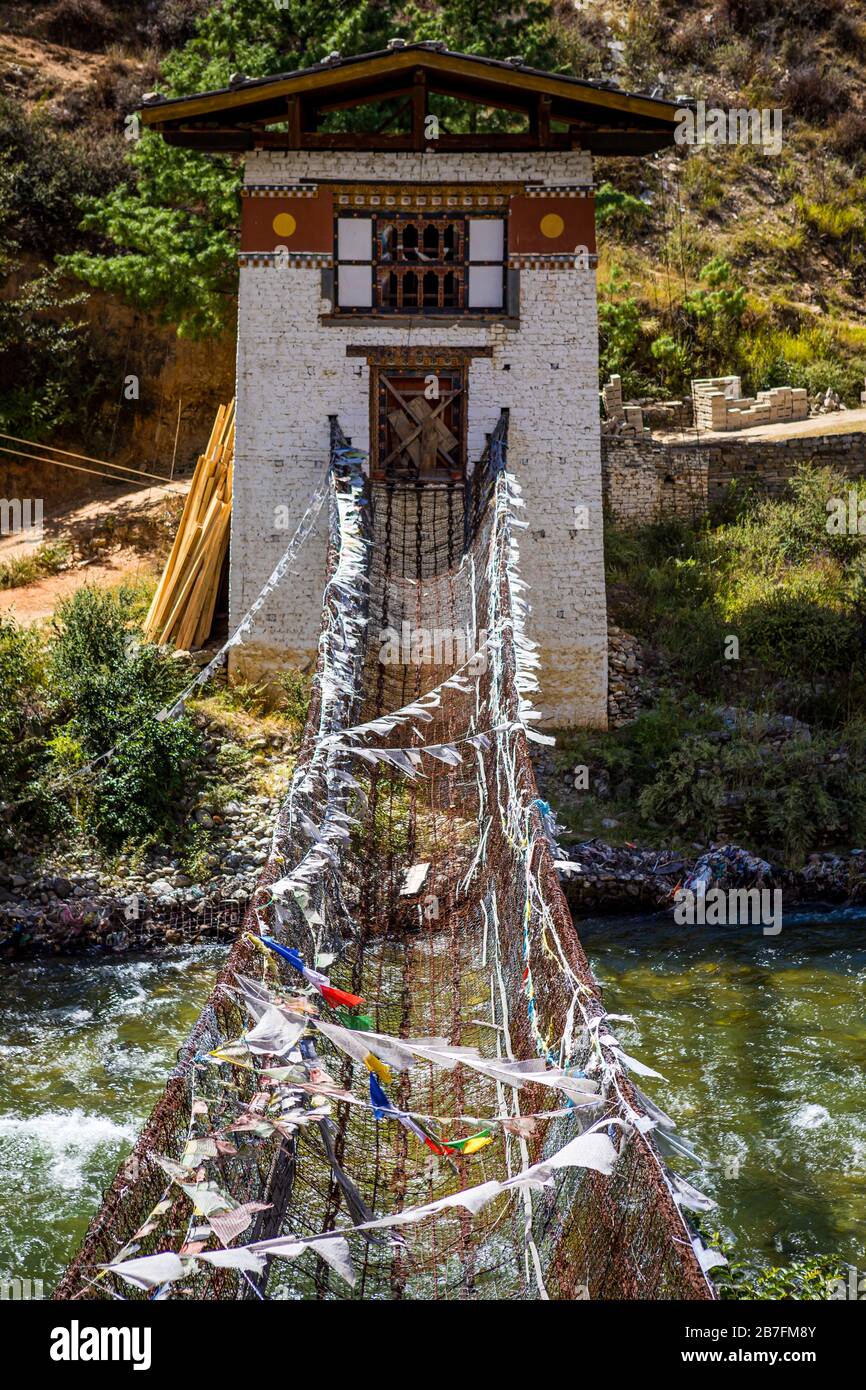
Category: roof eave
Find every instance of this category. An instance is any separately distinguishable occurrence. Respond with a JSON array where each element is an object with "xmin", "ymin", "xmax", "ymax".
[{"xmin": 138, "ymin": 45, "xmax": 684, "ymax": 134}]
